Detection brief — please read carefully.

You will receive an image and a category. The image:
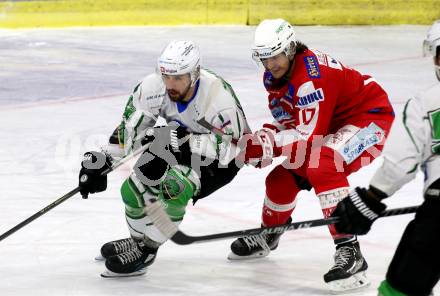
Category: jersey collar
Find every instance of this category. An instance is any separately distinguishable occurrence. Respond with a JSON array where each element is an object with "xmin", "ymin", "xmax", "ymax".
[{"xmin": 176, "ymin": 79, "xmax": 200, "ymax": 113}]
